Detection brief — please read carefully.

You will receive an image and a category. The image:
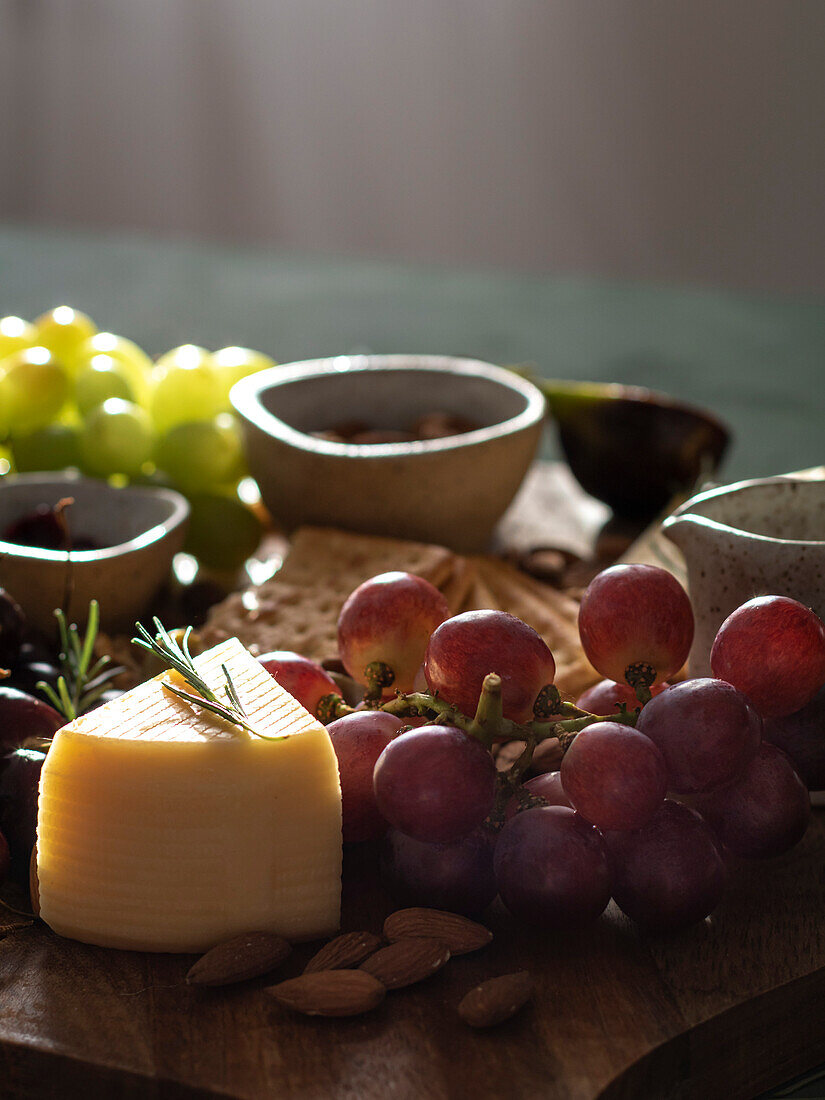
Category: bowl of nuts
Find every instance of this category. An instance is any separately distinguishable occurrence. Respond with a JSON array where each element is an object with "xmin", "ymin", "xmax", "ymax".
[{"xmin": 231, "ymin": 355, "xmax": 545, "ymax": 551}]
